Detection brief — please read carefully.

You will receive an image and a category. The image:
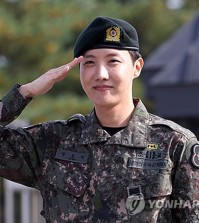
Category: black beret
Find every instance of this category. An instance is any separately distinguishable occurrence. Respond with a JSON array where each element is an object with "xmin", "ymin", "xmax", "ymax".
[{"xmin": 74, "ymin": 16, "xmax": 139, "ymax": 58}]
